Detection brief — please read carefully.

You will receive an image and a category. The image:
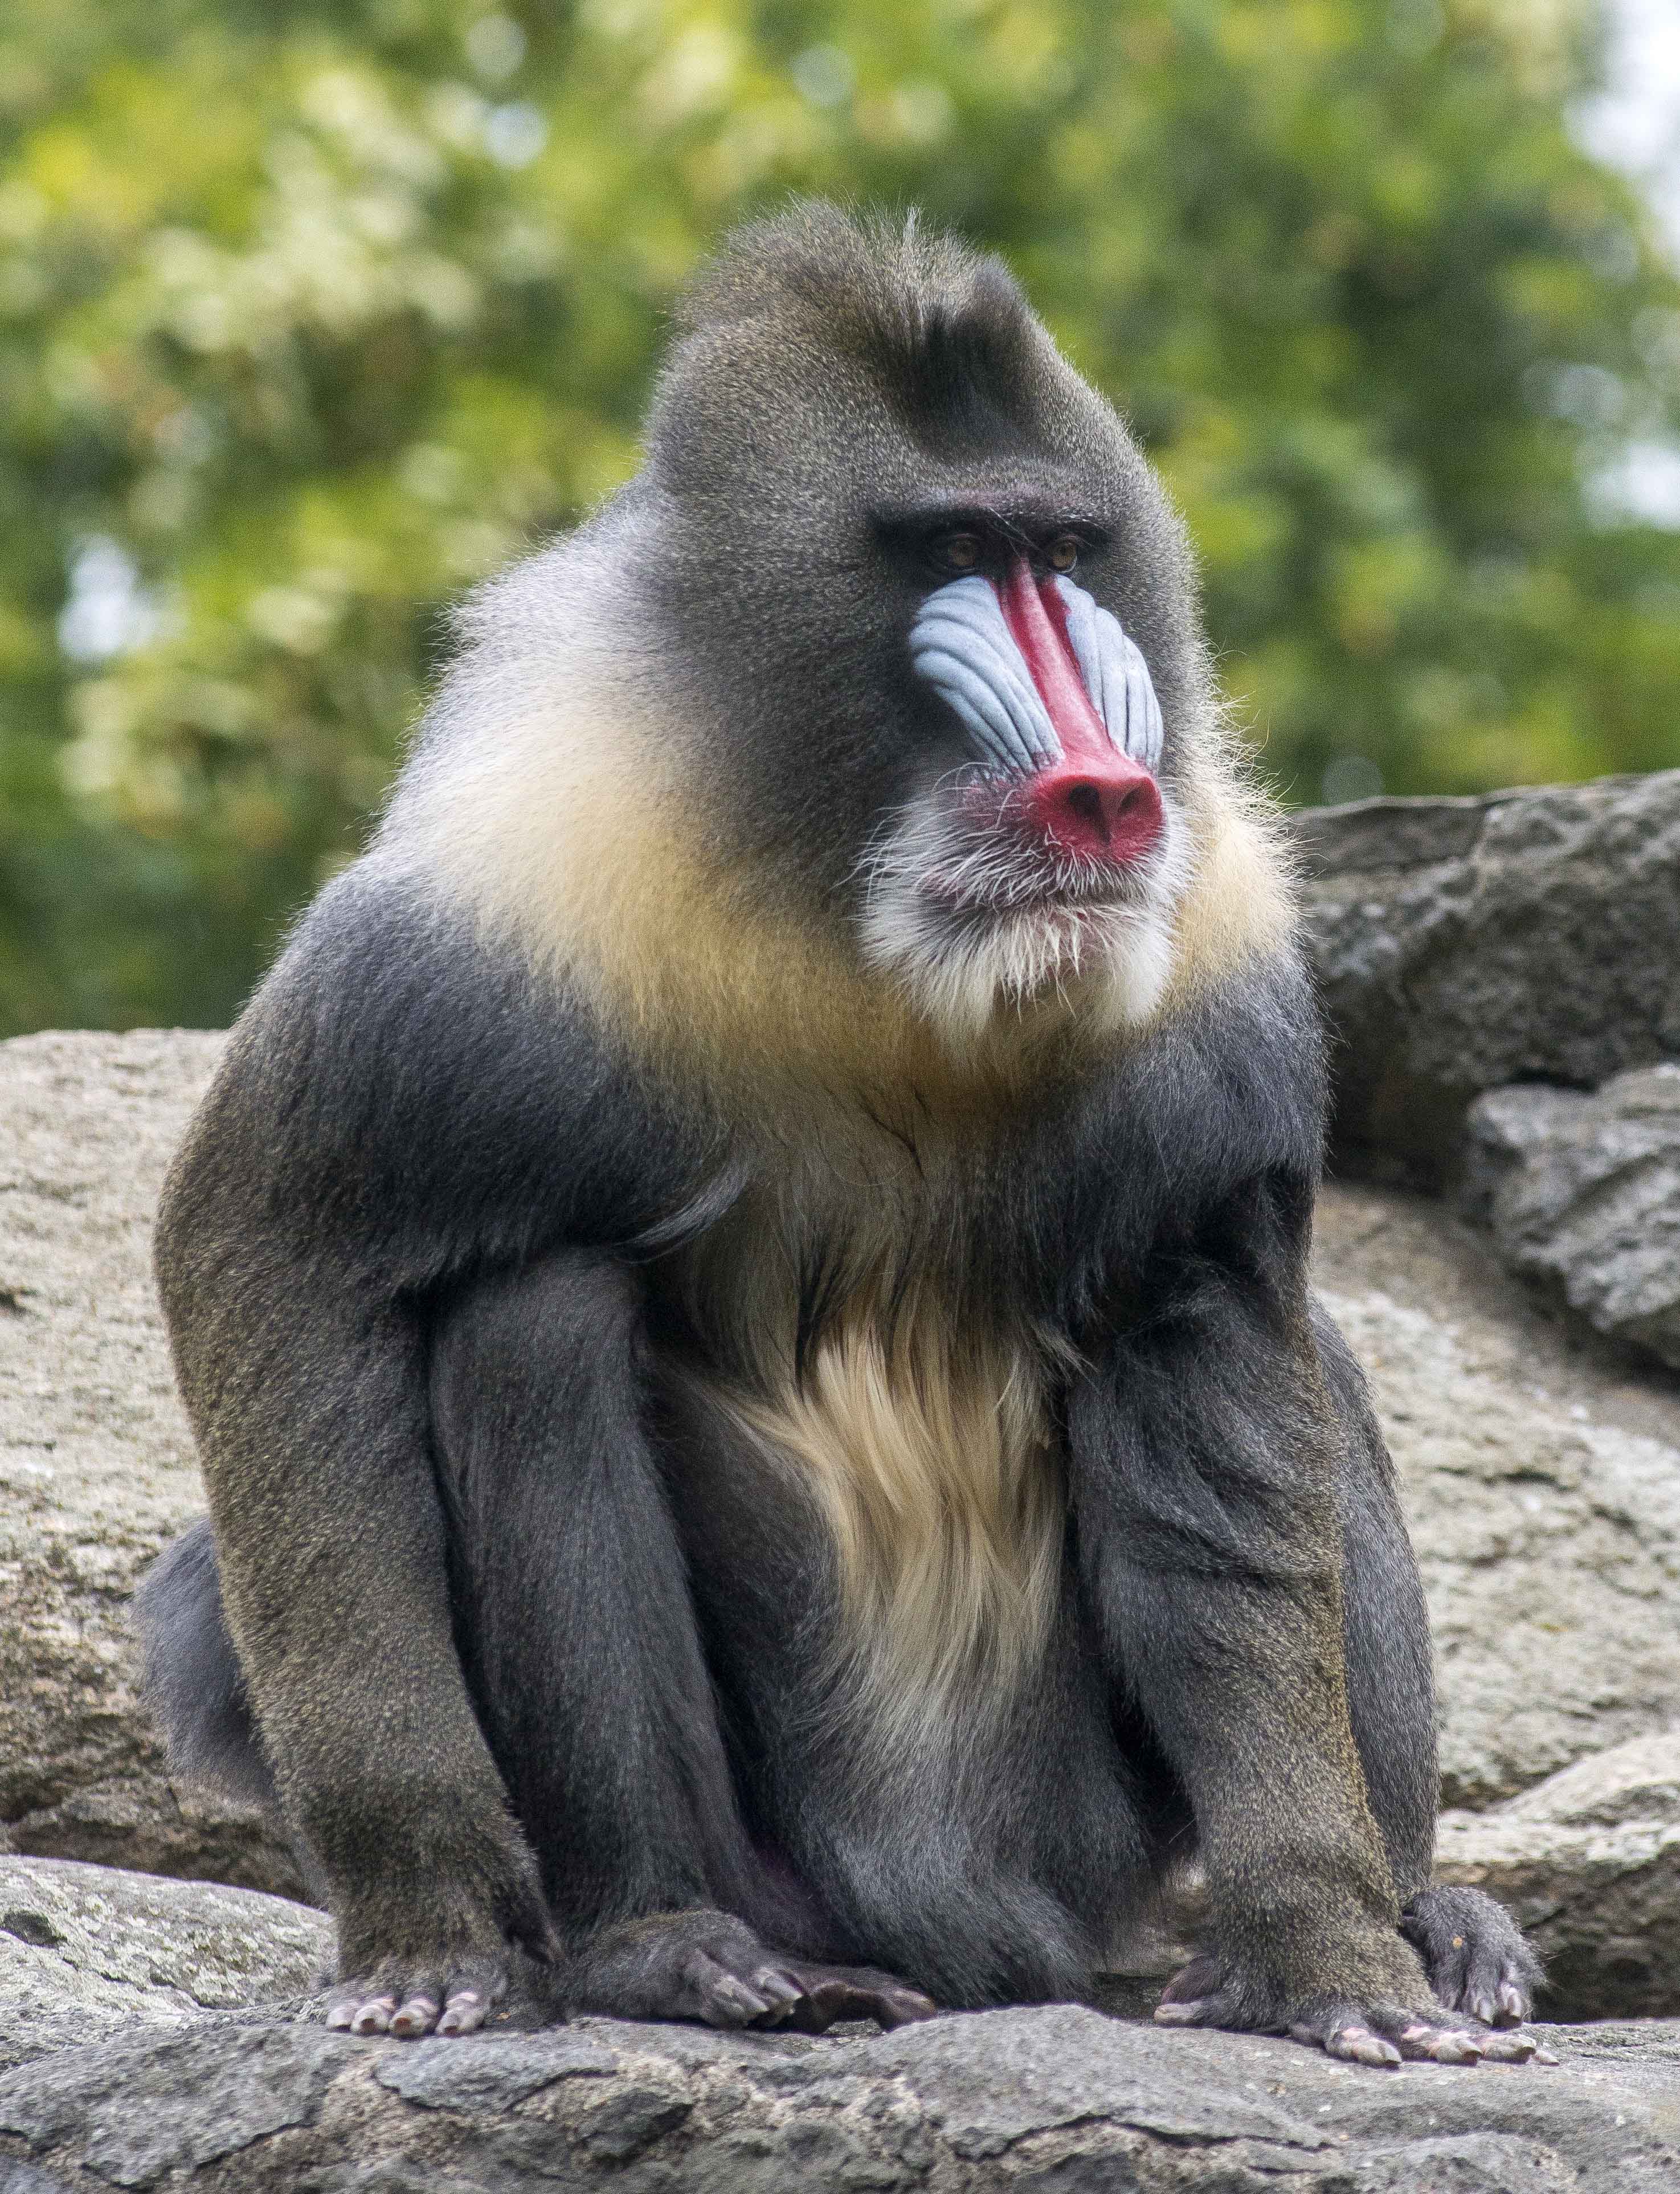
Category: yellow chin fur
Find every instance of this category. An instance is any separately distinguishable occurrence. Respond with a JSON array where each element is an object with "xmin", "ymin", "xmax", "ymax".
[{"xmin": 395, "ymin": 673, "xmax": 1293, "ymax": 1115}]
